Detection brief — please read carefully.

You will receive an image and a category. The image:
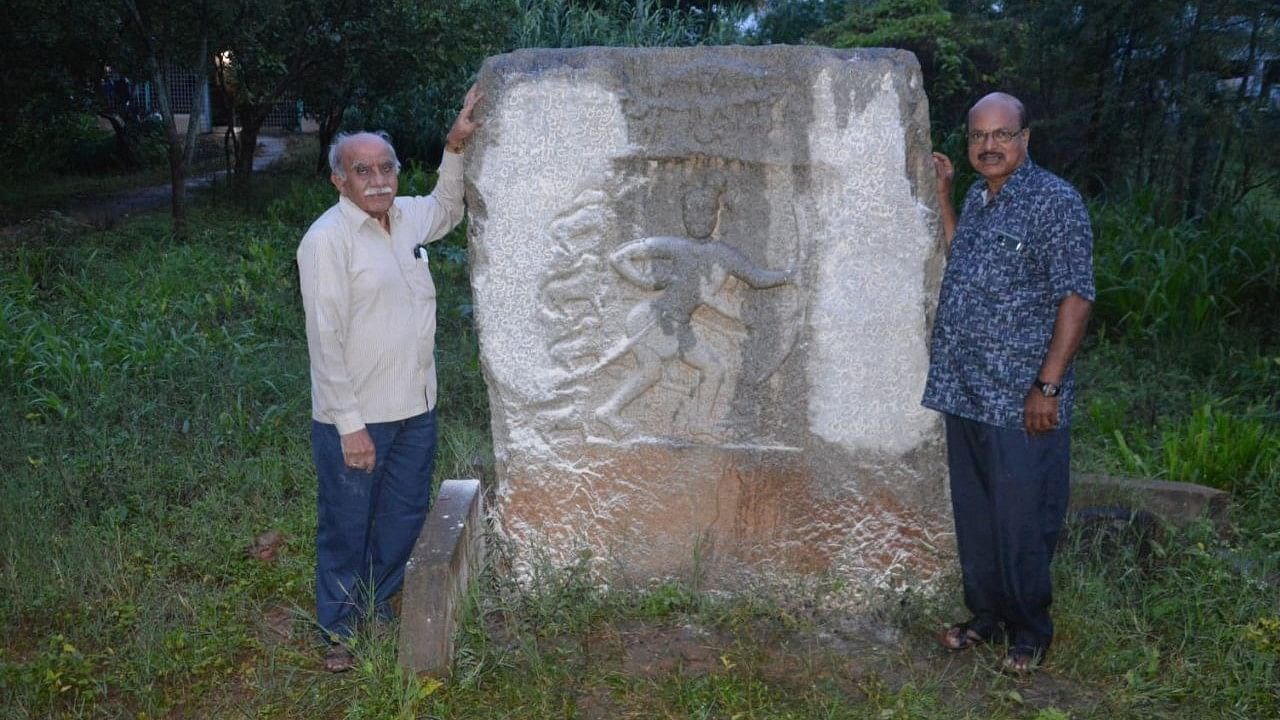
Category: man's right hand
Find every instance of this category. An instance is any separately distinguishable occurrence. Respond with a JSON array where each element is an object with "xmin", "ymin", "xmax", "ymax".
[
  {"xmin": 341, "ymin": 428, "xmax": 376, "ymax": 473},
  {"xmin": 445, "ymin": 85, "xmax": 484, "ymax": 152}
]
